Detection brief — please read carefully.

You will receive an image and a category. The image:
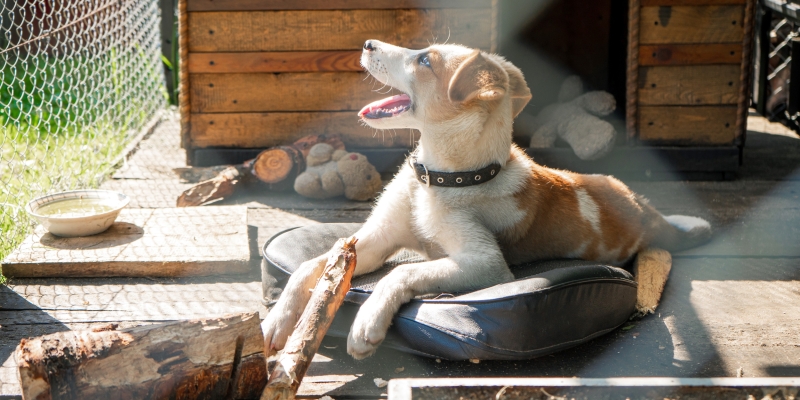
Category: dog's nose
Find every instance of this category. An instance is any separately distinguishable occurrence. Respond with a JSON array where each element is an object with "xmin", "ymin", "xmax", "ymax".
[{"xmin": 364, "ymin": 40, "xmax": 375, "ymax": 51}]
